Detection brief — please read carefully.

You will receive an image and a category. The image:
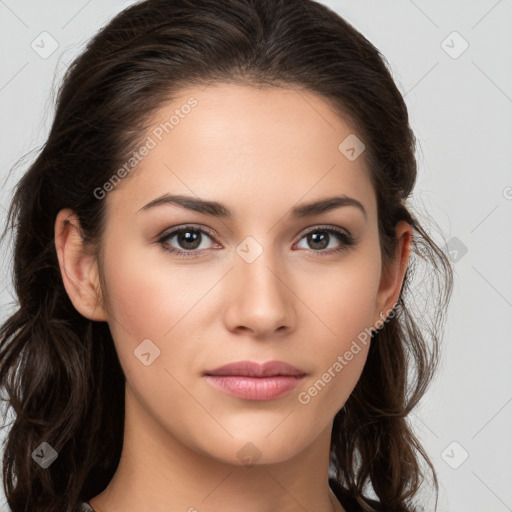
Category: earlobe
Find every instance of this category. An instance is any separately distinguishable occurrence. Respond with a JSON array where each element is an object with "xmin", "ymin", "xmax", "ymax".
[
  {"xmin": 374, "ymin": 220, "xmax": 412, "ymax": 325},
  {"xmin": 54, "ymin": 208, "xmax": 107, "ymax": 321}
]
